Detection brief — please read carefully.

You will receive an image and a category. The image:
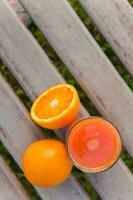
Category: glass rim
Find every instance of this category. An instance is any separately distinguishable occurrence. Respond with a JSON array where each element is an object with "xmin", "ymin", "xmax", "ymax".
[{"xmin": 66, "ymin": 116, "xmax": 122, "ymax": 173}]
